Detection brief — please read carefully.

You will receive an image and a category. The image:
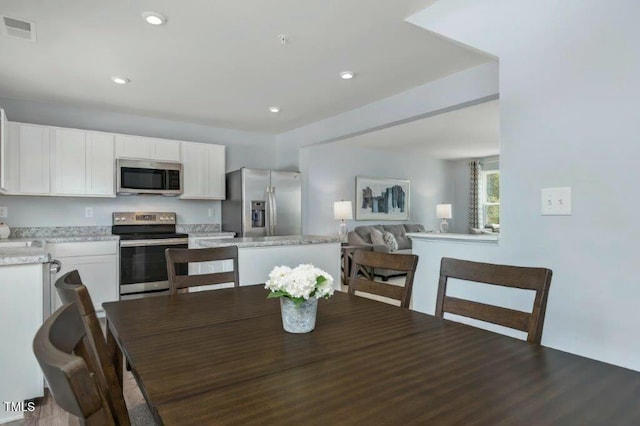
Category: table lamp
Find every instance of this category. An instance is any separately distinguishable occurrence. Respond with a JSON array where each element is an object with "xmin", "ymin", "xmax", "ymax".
[
  {"xmin": 436, "ymin": 204, "xmax": 452, "ymax": 233},
  {"xmin": 334, "ymin": 201, "xmax": 353, "ymax": 238}
]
